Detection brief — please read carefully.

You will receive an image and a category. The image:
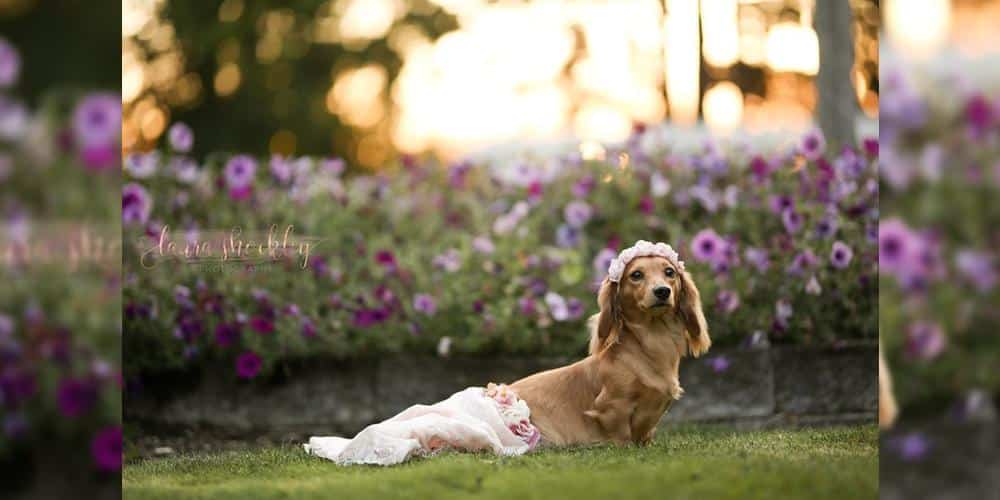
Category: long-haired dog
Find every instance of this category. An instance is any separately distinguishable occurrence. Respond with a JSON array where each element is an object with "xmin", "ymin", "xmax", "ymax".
[{"xmin": 511, "ymin": 250, "xmax": 709, "ymax": 446}]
